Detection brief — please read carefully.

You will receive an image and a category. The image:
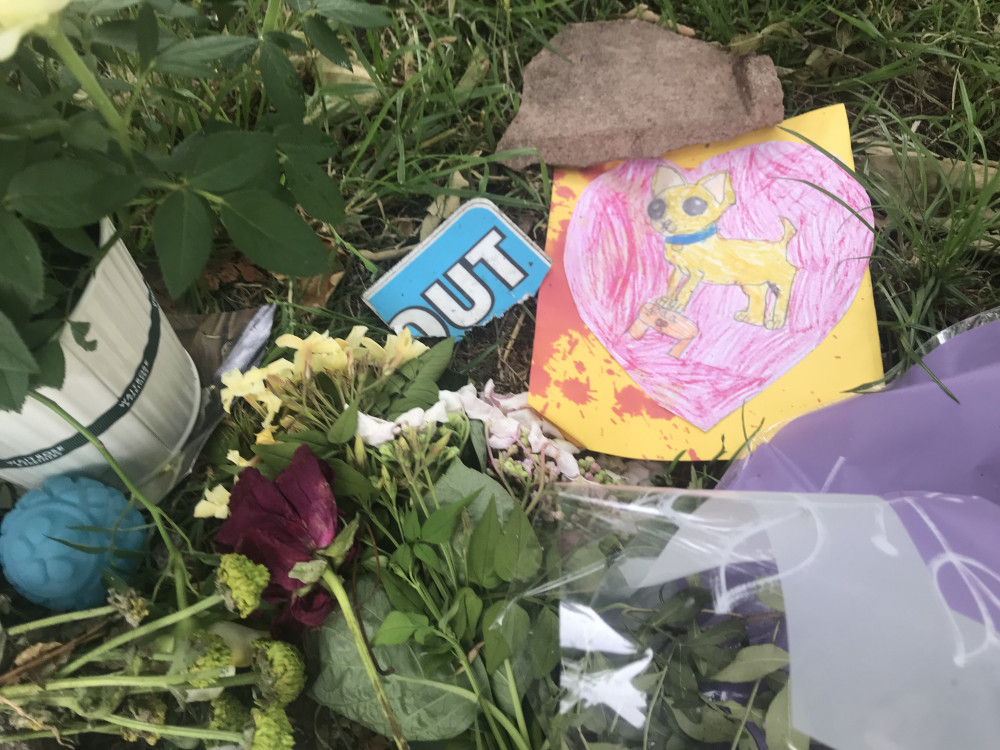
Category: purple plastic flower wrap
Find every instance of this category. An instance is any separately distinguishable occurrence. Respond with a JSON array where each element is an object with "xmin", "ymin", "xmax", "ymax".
[{"xmin": 519, "ymin": 482, "xmax": 1000, "ymax": 750}]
